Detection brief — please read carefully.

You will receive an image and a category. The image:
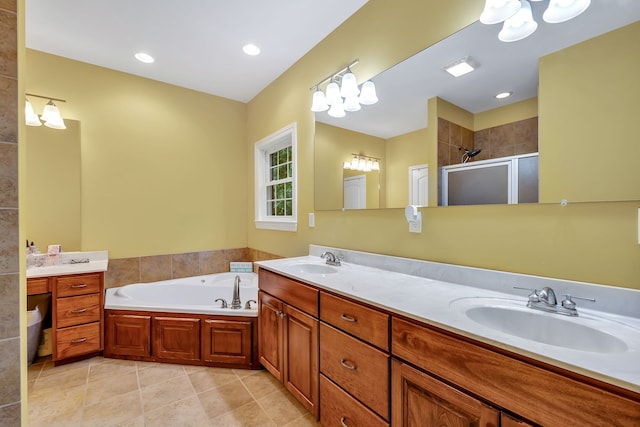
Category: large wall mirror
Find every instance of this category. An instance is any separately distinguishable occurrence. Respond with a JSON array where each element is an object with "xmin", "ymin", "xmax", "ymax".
[
  {"xmin": 314, "ymin": 2, "xmax": 640, "ymax": 210},
  {"xmin": 26, "ymin": 120, "xmax": 82, "ymax": 251}
]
